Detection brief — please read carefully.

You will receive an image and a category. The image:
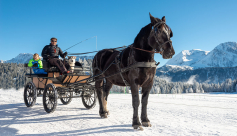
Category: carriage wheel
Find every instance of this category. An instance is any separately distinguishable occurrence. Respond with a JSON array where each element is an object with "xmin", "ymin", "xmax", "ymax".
[
  {"xmin": 60, "ymin": 91, "xmax": 73, "ymax": 105},
  {"xmin": 43, "ymin": 83, "xmax": 58, "ymax": 113},
  {"xmin": 82, "ymin": 89, "xmax": 97, "ymax": 109},
  {"xmin": 24, "ymin": 82, "xmax": 37, "ymax": 107}
]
